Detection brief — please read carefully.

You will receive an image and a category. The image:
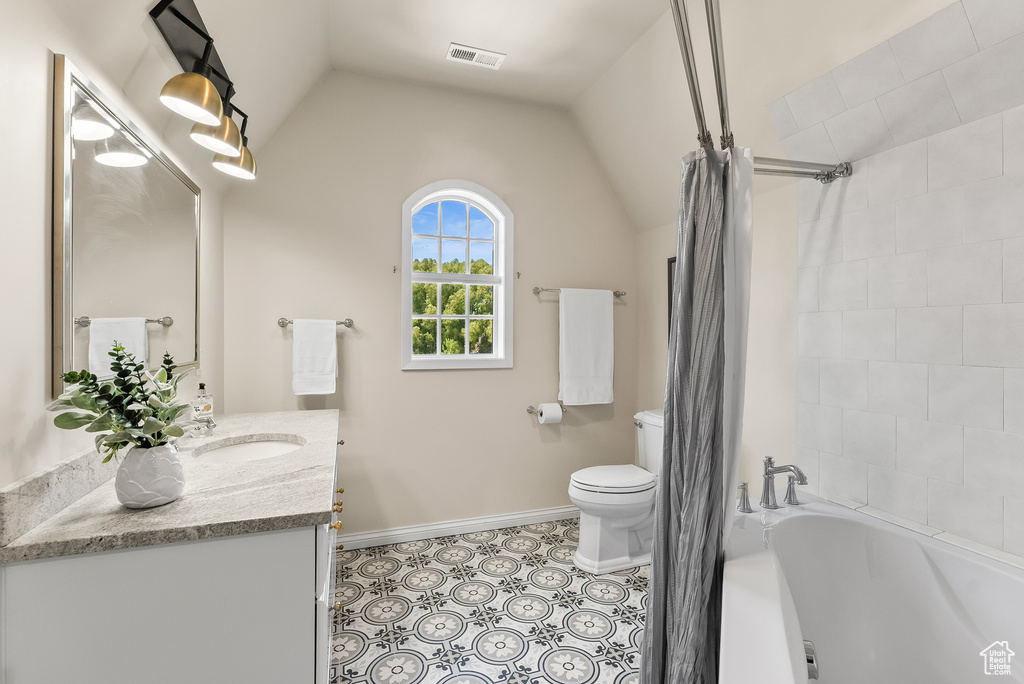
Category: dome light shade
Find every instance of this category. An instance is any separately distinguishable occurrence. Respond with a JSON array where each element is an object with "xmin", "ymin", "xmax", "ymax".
[
  {"xmin": 95, "ymin": 137, "xmax": 148, "ymax": 167},
  {"xmin": 159, "ymin": 72, "xmax": 222, "ymax": 125},
  {"xmin": 212, "ymin": 145, "xmax": 256, "ymax": 179},
  {"xmin": 190, "ymin": 113, "xmax": 242, "ymax": 156}
]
